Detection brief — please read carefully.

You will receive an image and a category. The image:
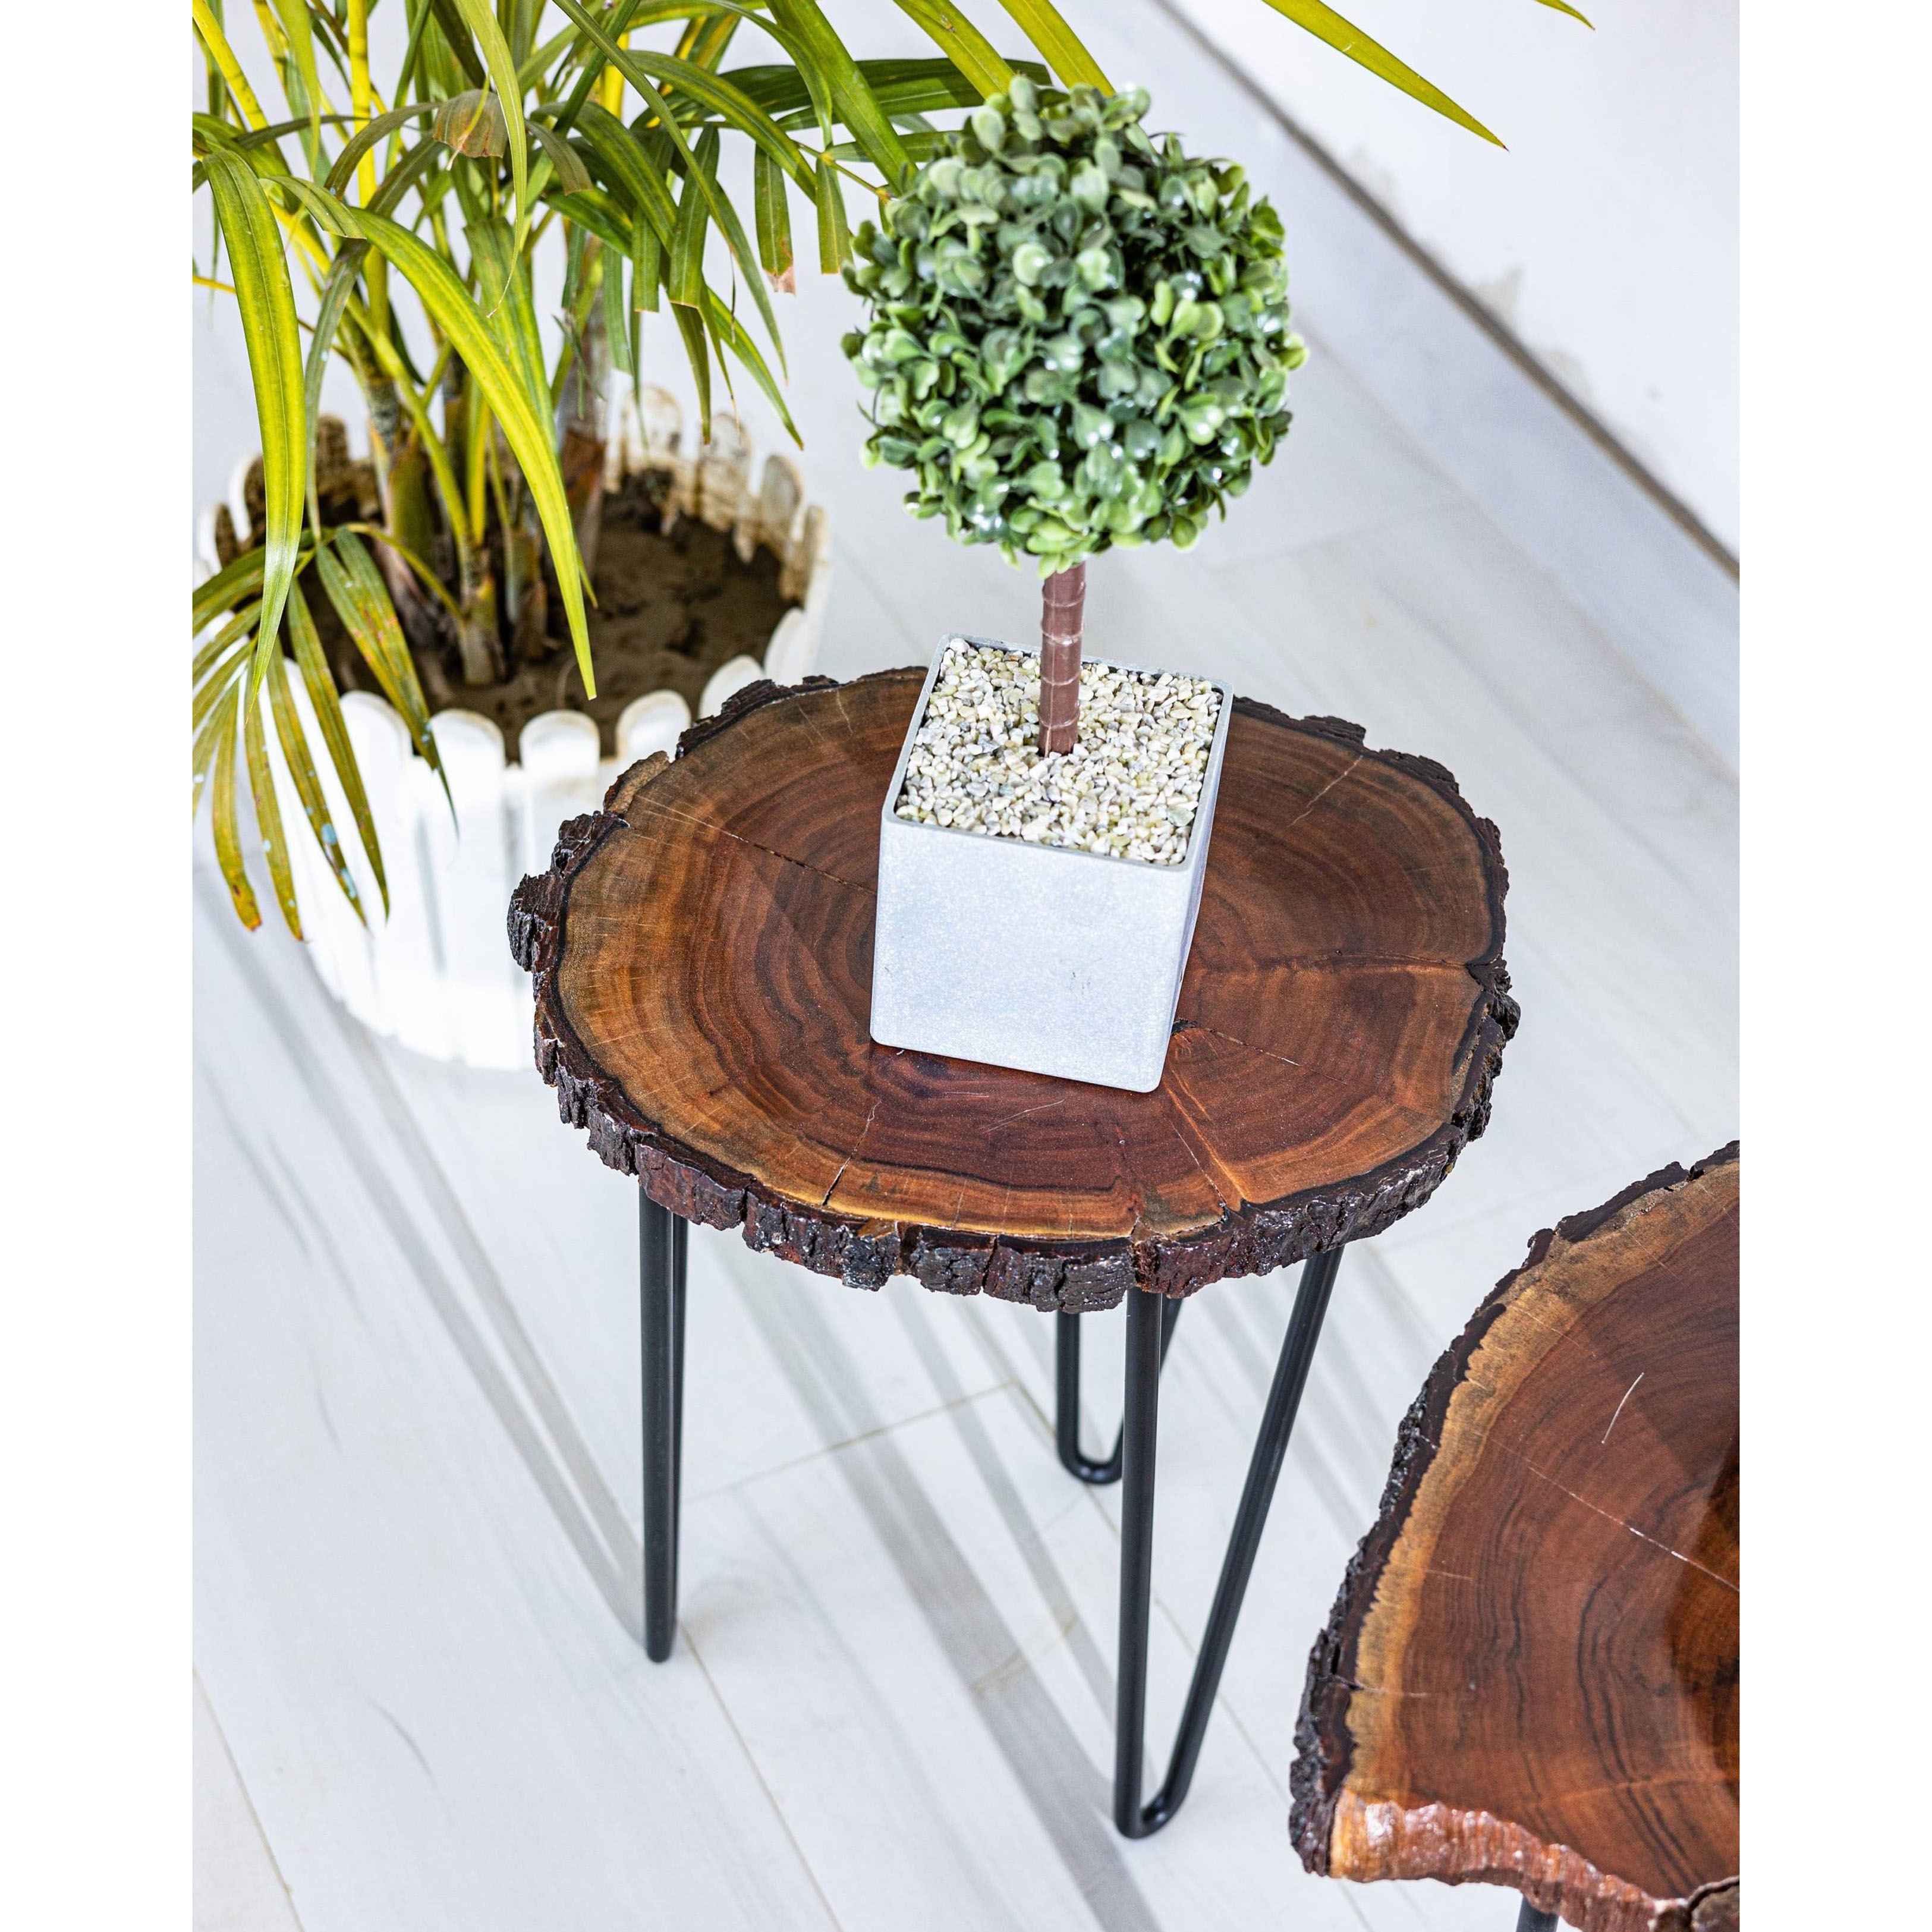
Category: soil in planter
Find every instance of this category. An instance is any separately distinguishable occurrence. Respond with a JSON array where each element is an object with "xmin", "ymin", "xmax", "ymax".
[
  {"xmin": 228, "ymin": 464, "xmax": 797, "ymax": 763},
  {"xmin": 470, "ymin": 473, "xmax": 796, "ymax": 758}
]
